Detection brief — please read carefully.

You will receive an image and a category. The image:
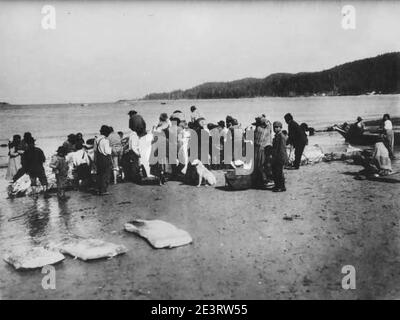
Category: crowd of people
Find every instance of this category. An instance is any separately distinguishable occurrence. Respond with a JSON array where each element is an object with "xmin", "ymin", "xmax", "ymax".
[{"xmin": 4, "ymin": 106, "xmax": 396, "ymax": 200}]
